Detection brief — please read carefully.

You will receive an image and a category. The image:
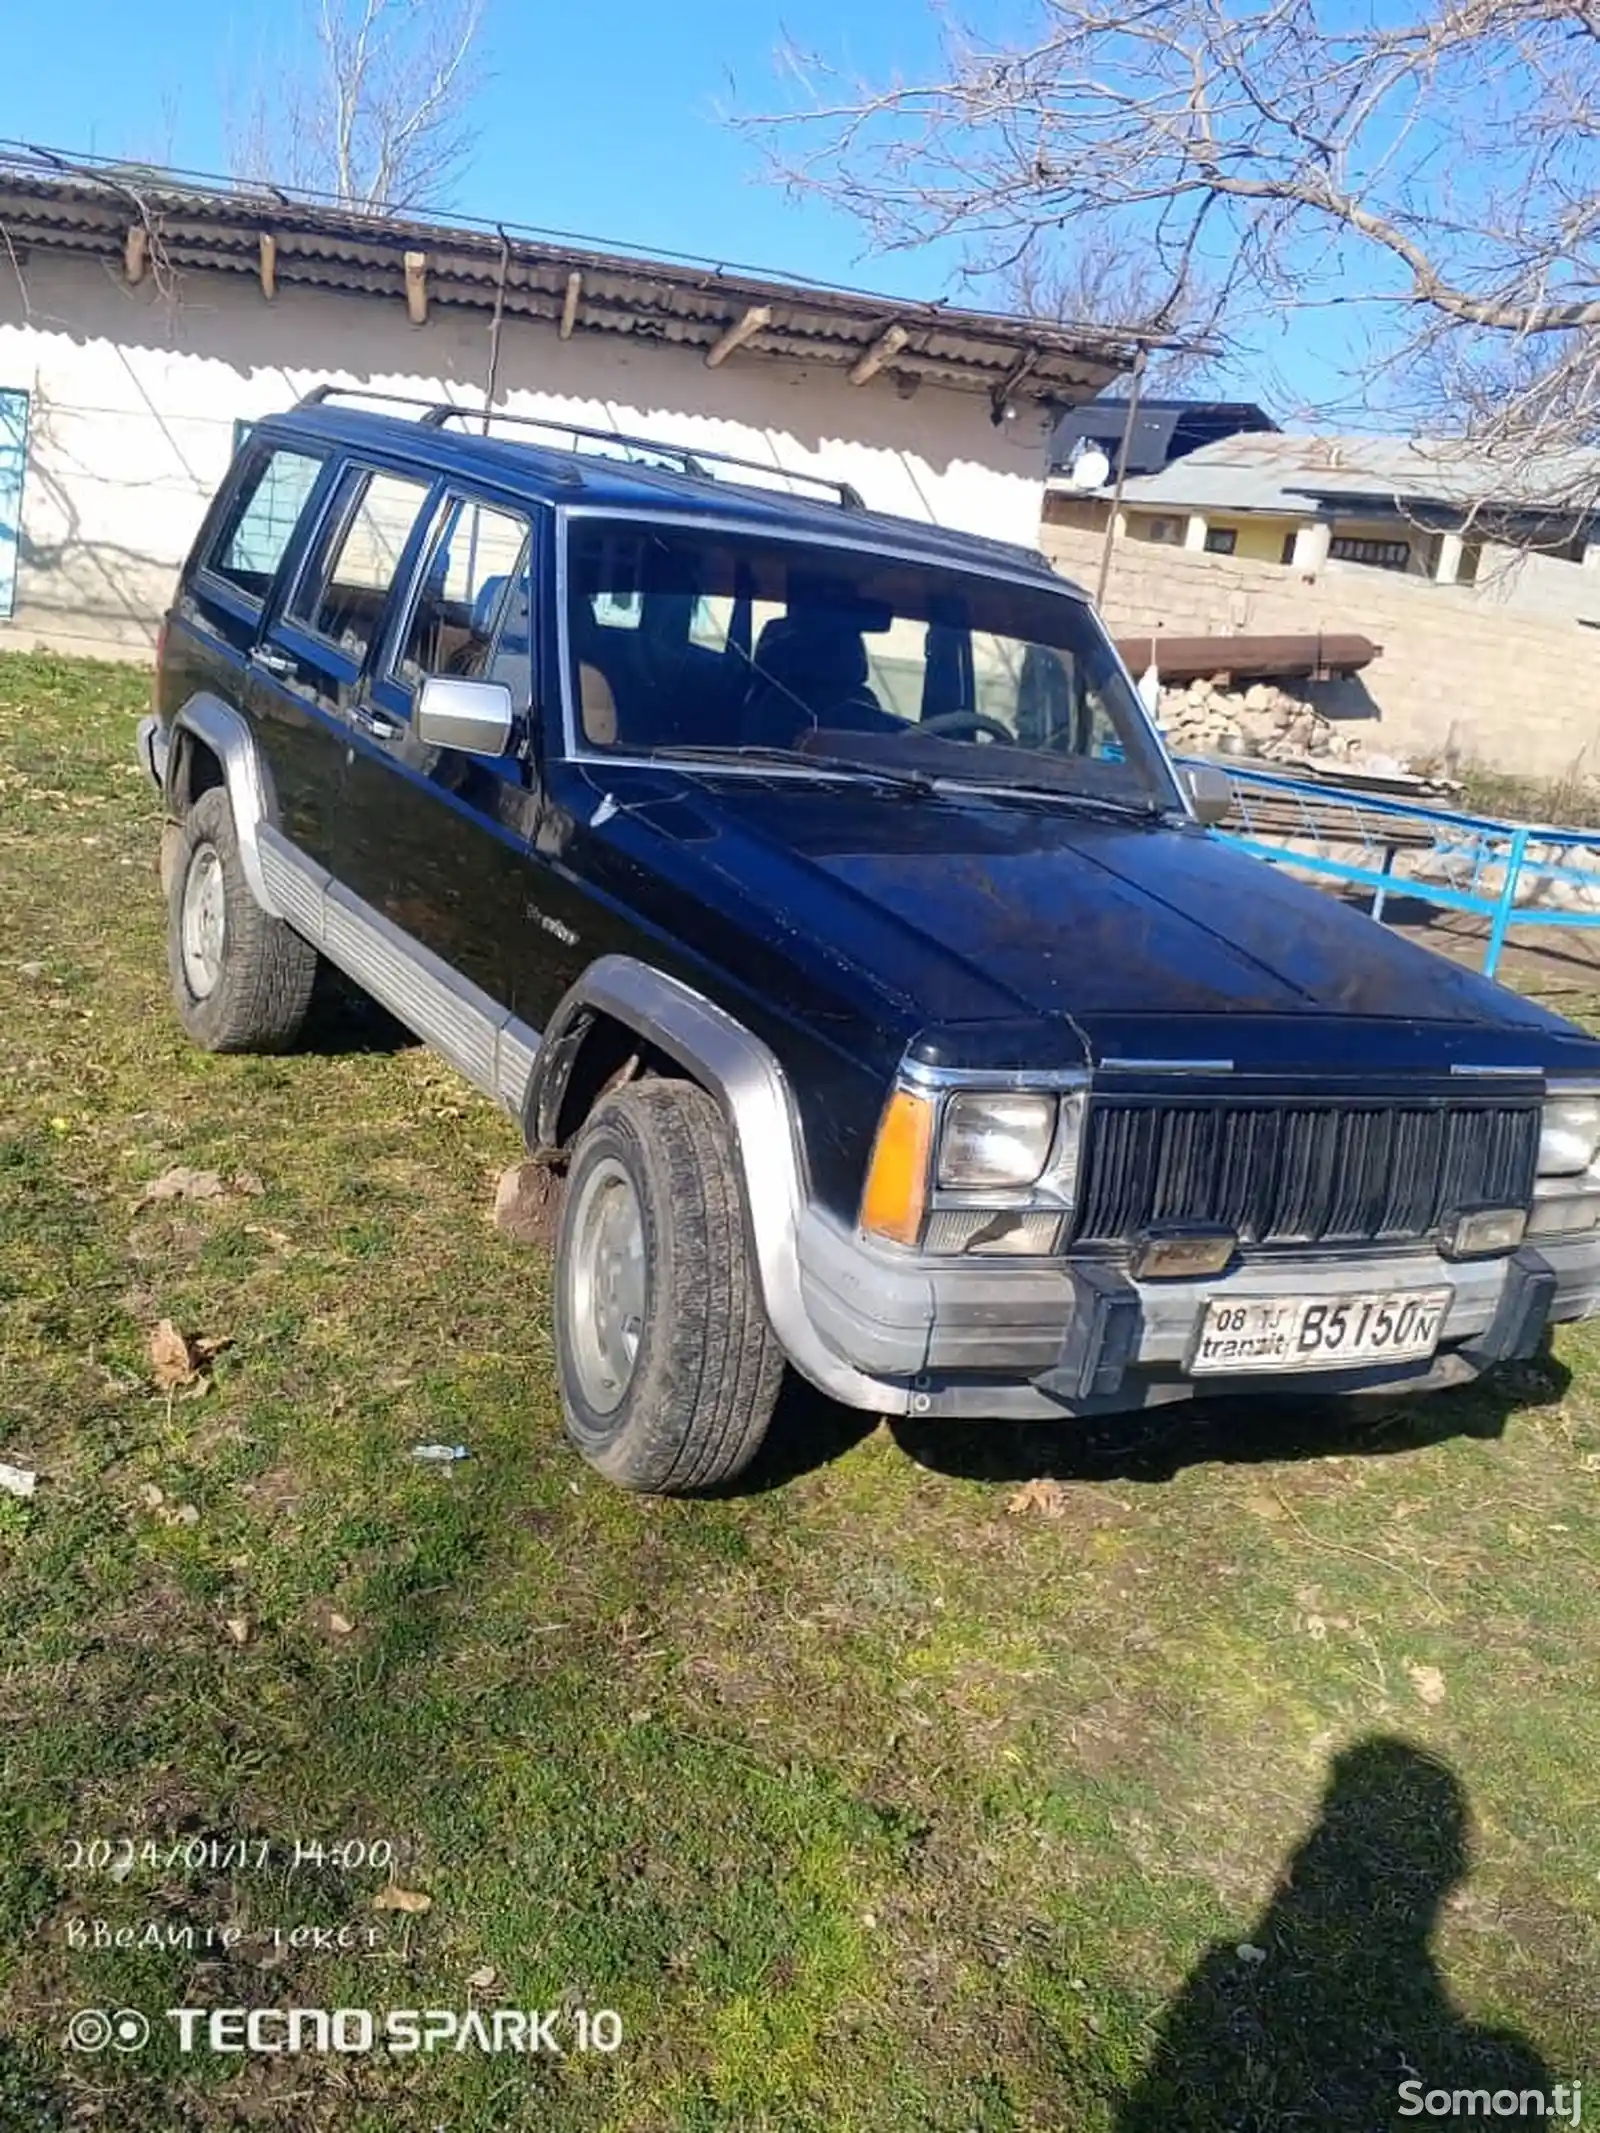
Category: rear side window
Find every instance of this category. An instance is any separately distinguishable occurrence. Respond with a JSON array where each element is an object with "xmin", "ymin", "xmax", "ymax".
[
  {"xmin": 290, "ymin": 467, "xmax": 433, "ymax": 664},
  {"xmin": 395, "ymin": 496, "xmax": 533, "ymax": 709},
  {"xmin": 205, "ymin": 445, "xmax": 323, "ymax": 604}
]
